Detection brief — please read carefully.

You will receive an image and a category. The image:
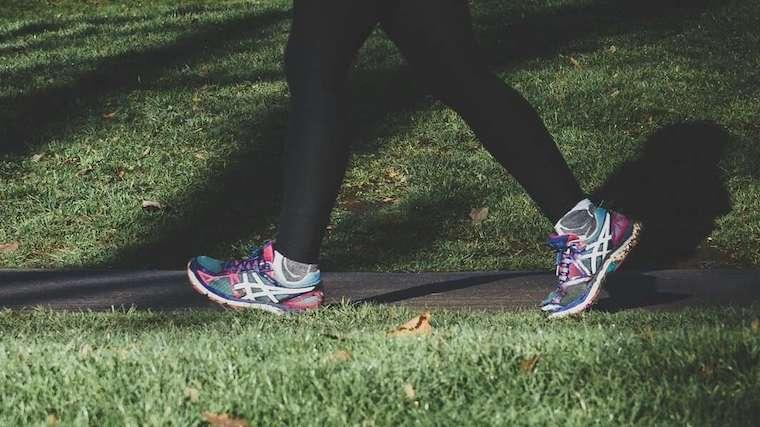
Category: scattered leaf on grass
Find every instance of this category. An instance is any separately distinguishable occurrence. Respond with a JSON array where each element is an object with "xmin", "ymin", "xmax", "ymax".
[
  {"xmin": 610, "ymin": 90, "xmax": 620, "ymax": 97},
  {"xmin": 116, "ymin": 168, "xmax": 126, "ymax": 180},
  {"xmin": 195, "ymin": 153, "xmax": 207, "ymax": 160},
  {"xmin": 568, "ymin": 56, "xmax": 582, "ymax": 69},
  {"xmin": 325, "ymin": 349, "xmax": 352, "ymax": 363},
  {"xmin": 31, "ymin": 153, "xmax": 44, "ymax": 162},
  {"xmin": 608, "ymin": 45, "xmax": 617, "ymax": 54},
  {"xmin": 46, "ymin": 414, "xmax": 59, "ymax": 426},
  {"xmin": 184, "ymin": 387, "xmax": 200, "ymax": 402},
  {"xmin": 142, "ymin": 147, "xmax": 151, "ymax": 156},
  {"xmin": 102, "ymin": 111, "xmax": 117, "ymax": 119},
  {"xmin": 752, "ymin": 319, "xmax": 760, "ymax": 332},
  {"xmin": 403, "ymin": 384, "xmax": 416, "ymax": 400},
  {"xmin": 320, "ymin": 332, "xmax": 346, "ymax": 341},
  {"xmin": 520, "ymin": 355, "xmax": 540, "ymax": 373},
  {"xmin": 699, "ymin": 363, "xmax": 715, "ymax": 377},
  {"xmin": 0, "ymin": 242, "xmax": 19, "ymax": 253},
  {"xmin": 469, "ymin": 207, "xmax": 489, "ymax": 224},
  {"xmin": 202, "ymin": 412, "xmax": 249, "ymax": 427},
  {"xmin": 386, "ymin": 167, "xmax": 407, "ymax": 184},
  {"xmin": 142, "ymin": 200, "xmax": 163, "ymax": 210},
  {"xmin": 76, "ymin": 167, "xmax": 93, "ymax": 176},
  {"xmin": 78, "ymin": 344, "xmax": 93, "ymax": 359},
  {"xmin": 388, "ymin": 312, "xmax": 432, "ymax": 337}
]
